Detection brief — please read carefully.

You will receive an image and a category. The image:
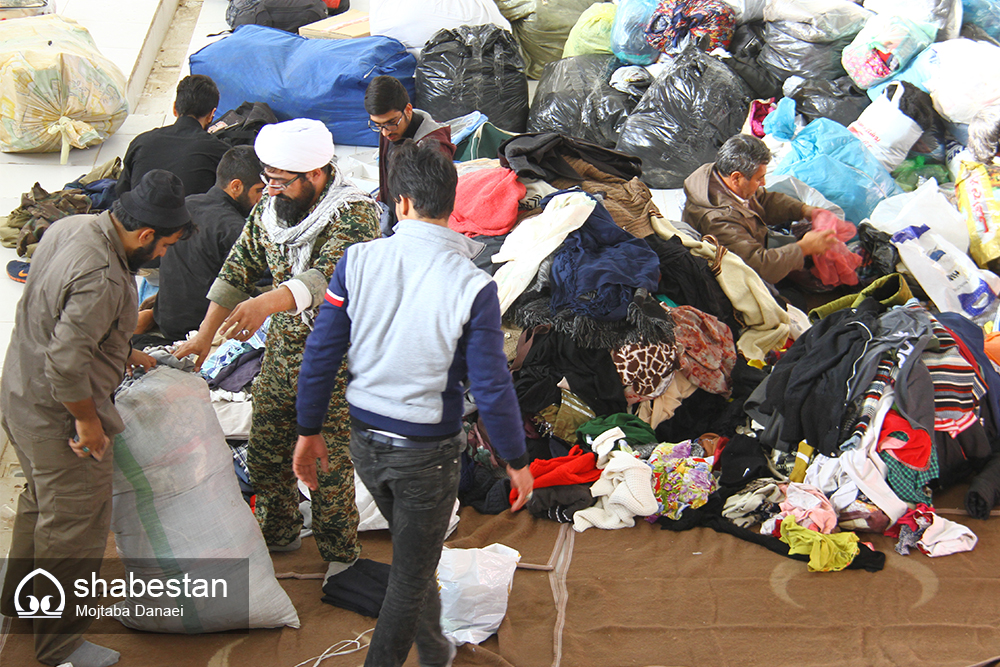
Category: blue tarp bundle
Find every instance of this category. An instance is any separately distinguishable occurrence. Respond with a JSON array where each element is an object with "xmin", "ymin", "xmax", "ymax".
[{"xmin": 190, "ymin": 25, "xmax": 416, "ymax": 147}]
